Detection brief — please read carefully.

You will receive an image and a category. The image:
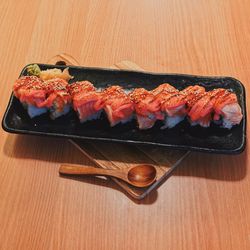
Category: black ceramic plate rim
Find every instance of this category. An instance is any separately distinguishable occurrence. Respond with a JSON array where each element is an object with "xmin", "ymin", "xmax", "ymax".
[
  {"xmin": 22, "ymin": 63, "xmax": 248, "ymax": 88},
  {"xmin": 2, "ymin": 63, "xmax": 247, "ymax": 154}
]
